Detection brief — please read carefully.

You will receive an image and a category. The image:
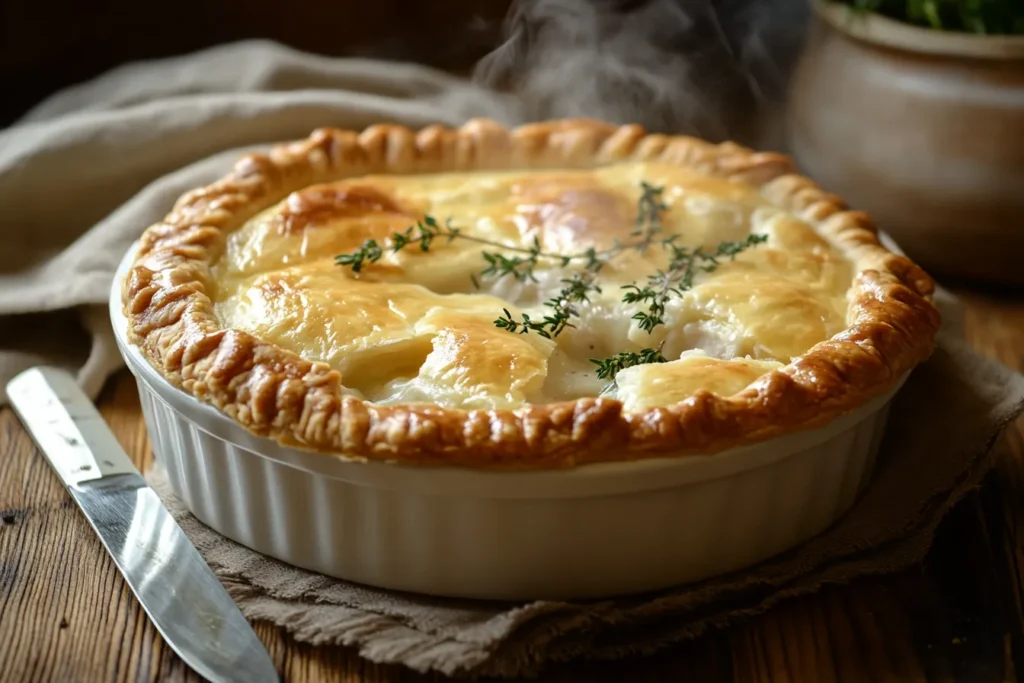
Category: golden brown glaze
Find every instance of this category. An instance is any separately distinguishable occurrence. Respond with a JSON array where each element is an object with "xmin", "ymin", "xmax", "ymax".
[{"xmin": 123, "ymin": 119, "xmax": 940, "ymax": 468}]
